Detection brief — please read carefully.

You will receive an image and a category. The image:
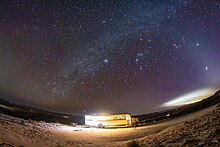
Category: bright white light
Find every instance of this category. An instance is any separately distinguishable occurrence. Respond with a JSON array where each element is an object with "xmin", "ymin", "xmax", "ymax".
[
  {"xmin": 205, "ymin": 66, "xmax": 208, "ymax": 71},
  {"xmin": 85, "ymin": 114, "xmax": 132, "ymax": 127},
  {"xmin": 104, "ymin": 59, "xmax": 109, "ymax": 63},
  {"xmin": 162, "ymin": 88, "xmax": 216, "ymax": 107}
]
